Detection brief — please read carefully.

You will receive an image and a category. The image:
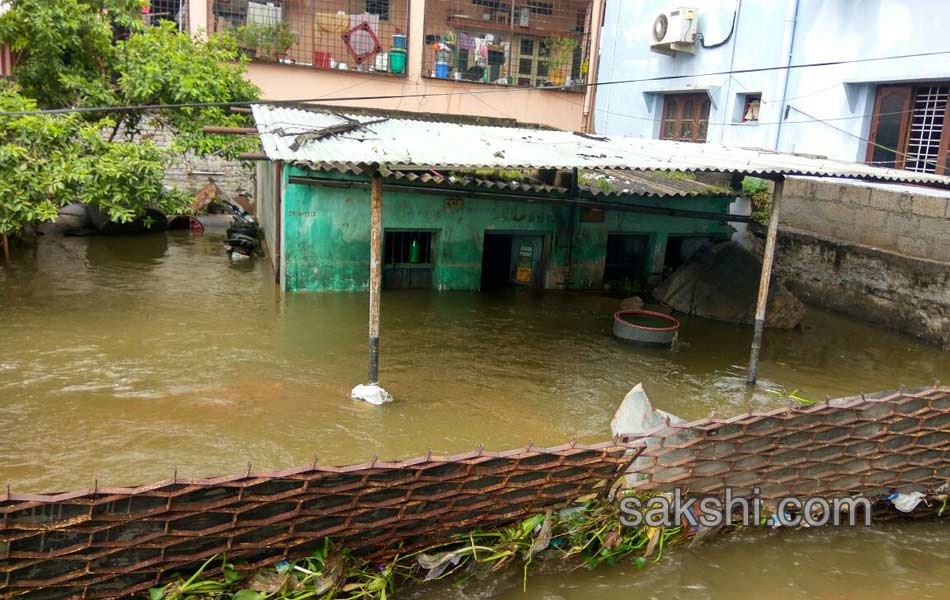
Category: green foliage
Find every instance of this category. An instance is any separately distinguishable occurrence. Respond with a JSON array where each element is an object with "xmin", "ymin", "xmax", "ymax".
[
  {"xmin": 0, "ymin": 84, "xmax": 88, "ymax": 235},
  {"xmin": 0, "ymin": 2, "xmax": 261, "ymax": 239},
  {"xmin": 742, "ymin": 176, "xmax": 772, "ymax": 225},
  {"xmin": 233, "ymin": 21, "xmax": 298, "ymax": 61},
  {"xmin": 654, "ymin": 170, "xmax": 697, "ymax": 182},
  {"xmin": 0, "ymin": 83, "xmax": 186, "ymax": 236},
  {"xmin": 578, "ymin": 171, "xmax": 613, "ymax": 192},
  {"xmin": 0, "ymin": 0, "xmax": 145, "ymax": 108},
  {"xmin": 147, "ymin": 498, "xmax": 689, "ymax": 600},
  {"xmin": 542, "ymin": 36, "xmax": 579, "ymax": 69},
  {"xmin": 113, "ymin": 21, "xmax": 260, "ymax": 155}
]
